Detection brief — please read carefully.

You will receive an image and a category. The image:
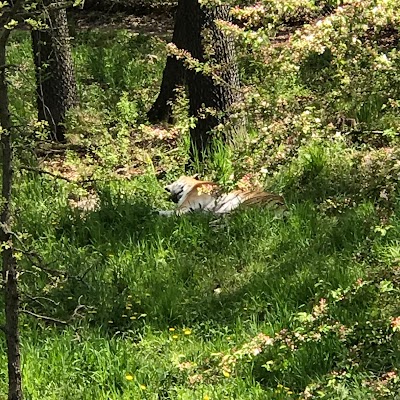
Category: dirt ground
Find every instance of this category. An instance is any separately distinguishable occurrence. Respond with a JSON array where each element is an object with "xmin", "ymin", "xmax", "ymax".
[{"xmin": 71, "ymin": 11, "xmax": 174, "ymax": 37}]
